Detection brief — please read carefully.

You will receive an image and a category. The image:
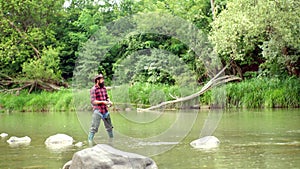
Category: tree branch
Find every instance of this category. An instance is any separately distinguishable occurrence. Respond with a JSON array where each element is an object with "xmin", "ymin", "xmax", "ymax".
[
  {"xmin": 3, "ymin": 16, "xmax": 40, "ymax": 58},
  {"xmin": 137, "ymin": 67, "xmax": 241, "ymax": 112}
]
